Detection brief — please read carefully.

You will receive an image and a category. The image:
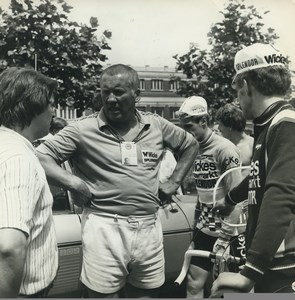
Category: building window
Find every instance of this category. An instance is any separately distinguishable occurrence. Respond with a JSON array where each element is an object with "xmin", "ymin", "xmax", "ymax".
[
  {"xmin": 151, "ymin": 107, "xmax": 164, "ymax": 117},
  {"xmin": 140, "ymin": 79, "xmax": 145, "ymax": 90},
  {"xmin": 169, "ymin": 81, "xmax": 180, "ymax": 91},
  {"xmin": 151, "ymin": 79, "xmax": 163, "ymax": 91}
]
